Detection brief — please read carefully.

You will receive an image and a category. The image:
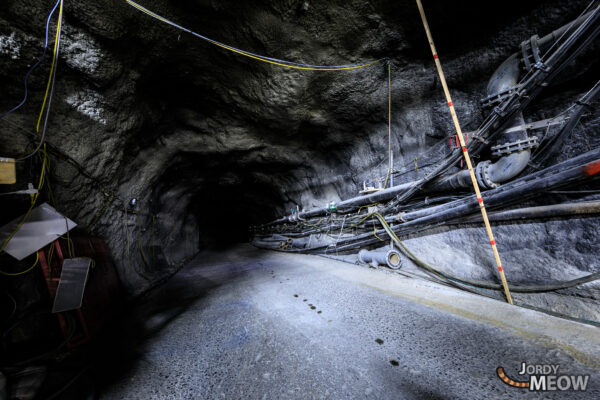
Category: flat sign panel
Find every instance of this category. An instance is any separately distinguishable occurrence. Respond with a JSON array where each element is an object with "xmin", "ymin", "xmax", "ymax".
[
  {"xmin": 53, "ymin": 258, "xmax": 92, "ymax": 313},
  {"xmin": 0, "ymin": 203, "xmax": 77, "ymax": 260}
]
